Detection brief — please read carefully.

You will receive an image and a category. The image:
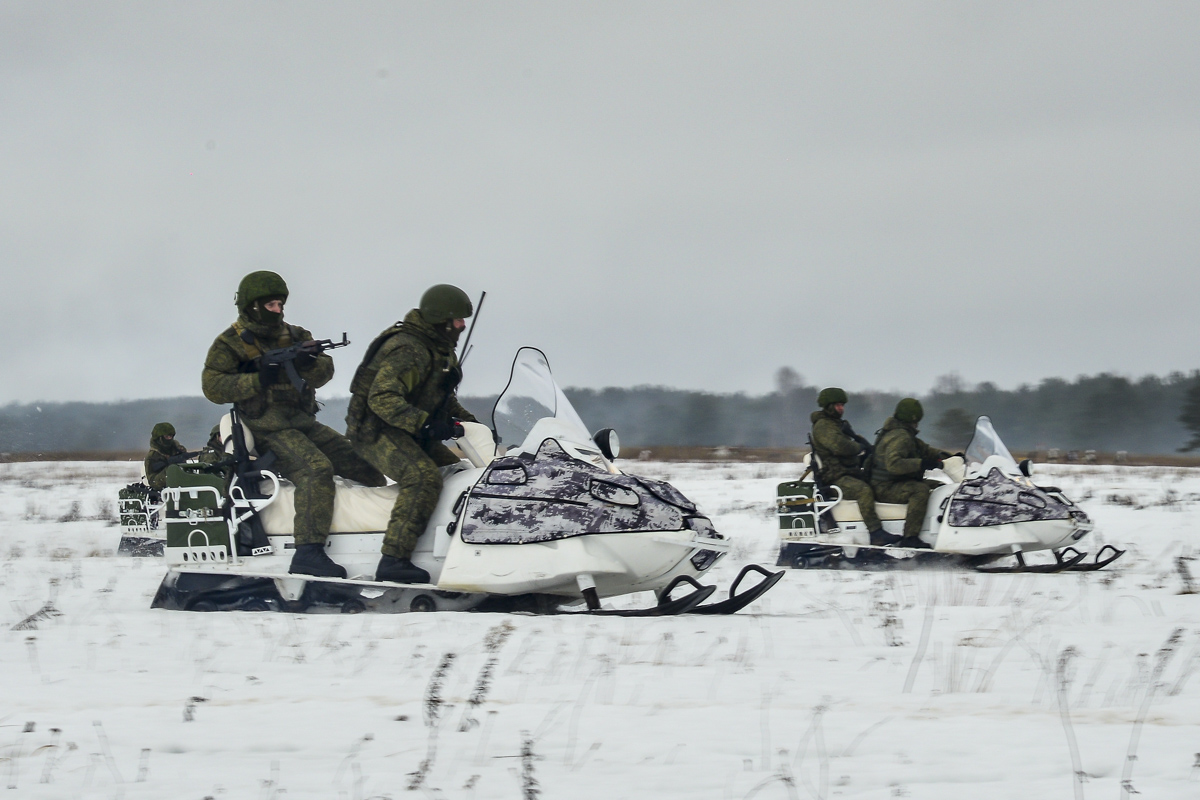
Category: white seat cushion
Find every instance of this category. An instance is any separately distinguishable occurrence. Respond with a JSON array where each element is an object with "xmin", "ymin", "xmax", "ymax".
[
  {"xmin": 831, "ymin": 500, "xmax": 909, "ymax": 522},
  {"xmin": 258, "ymin": 477, "xmax": 399, "ymax": 535}
]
